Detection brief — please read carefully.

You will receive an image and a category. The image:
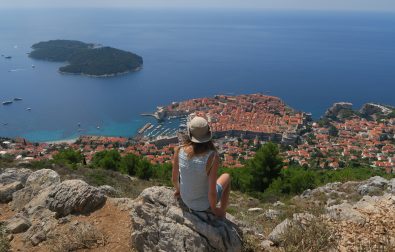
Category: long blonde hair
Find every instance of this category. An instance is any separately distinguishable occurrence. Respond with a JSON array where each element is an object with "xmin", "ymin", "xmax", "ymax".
[{"xmin": 182, "ymin": 139, "xmax": 217, "ymax": 158}]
